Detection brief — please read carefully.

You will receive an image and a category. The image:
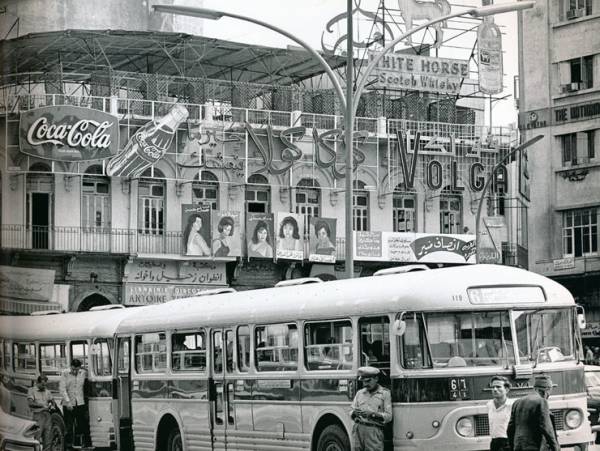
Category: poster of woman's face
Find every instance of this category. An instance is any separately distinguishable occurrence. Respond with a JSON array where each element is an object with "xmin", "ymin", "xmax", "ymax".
[
  {"xmin": 211, "ymin": 211, "xmax": 241, "ymax": 257},
  {"xmin": 246, "ymin": 213, "xmax": 274, "ymax": 259},
  {"xmin": 181, "ymin": 204, "xmax": 211, "ymax": 256},
  {"xmin": 309, "ymin": 217, "xmax": 337, "ymax": 263},
  {"xmin": 275, "ymin": 212, "xmax": 304, "ymax": 260}
]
